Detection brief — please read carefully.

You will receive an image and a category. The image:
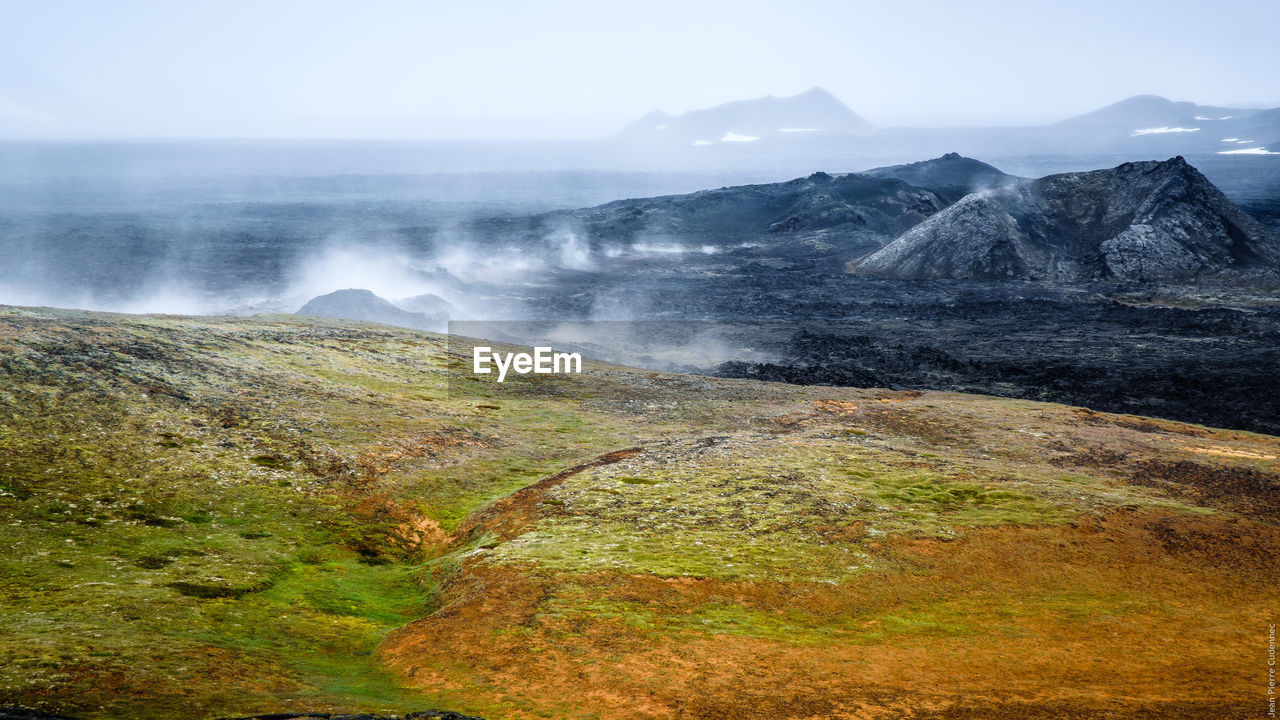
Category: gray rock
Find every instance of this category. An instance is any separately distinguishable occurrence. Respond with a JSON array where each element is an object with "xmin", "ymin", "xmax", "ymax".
[
  {"xmin": 466, "ymin": 154, "xmax": 1018, "ymax": 261},
  {"xmin": 862, "ymin": 152, "xmax": 1018, "ymax": 202},
  {"xmin": 851, "ymin": 157, "xmax": 1280, "ymax": 282},
  {"xmin": 296, "ymin": 289, "xmax": 447, "ymax": 332}
]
